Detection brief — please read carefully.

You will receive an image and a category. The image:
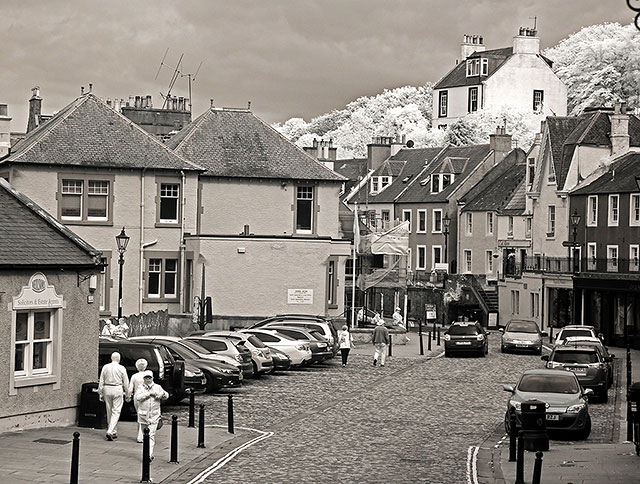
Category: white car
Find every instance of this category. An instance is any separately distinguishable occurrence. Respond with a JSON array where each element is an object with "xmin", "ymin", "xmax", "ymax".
[
  {"xmin": 203, "ymin": 331, "xmax": 274, "ymax": 375},
  {"xmin": 554, "ymin": 325, "xmax": 602, "ymax": 346},
  {"xmin": 240, "ymin": 329, "xmax": 312, "ymax": 366}
]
